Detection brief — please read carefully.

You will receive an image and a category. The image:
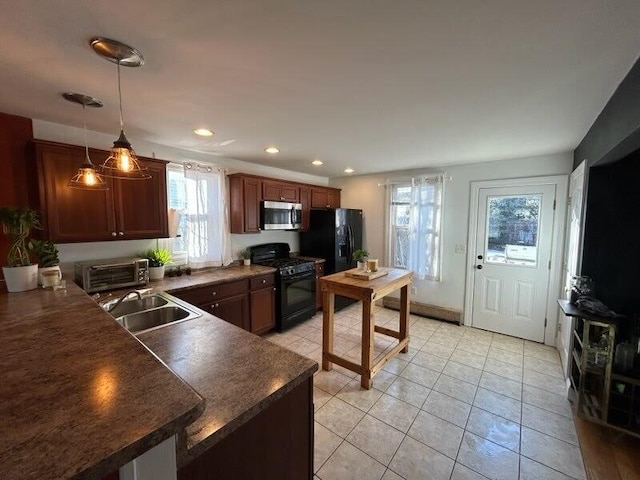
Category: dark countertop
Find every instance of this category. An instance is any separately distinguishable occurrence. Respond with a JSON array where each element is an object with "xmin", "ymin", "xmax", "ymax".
[
  {"xmin": 294, "ymin": 255, "xmax": 326, "ymax": 264},
  {"xmin": 137, "ymin": 313, "xmax": 318, "ymax": 466},
  {"xmin": 0, "ymin": 281, "xmax": 204, "ymax": 480},
  {"xmin": 100, "ymin": 264, "xmax": 278, "ymax": 300}
]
